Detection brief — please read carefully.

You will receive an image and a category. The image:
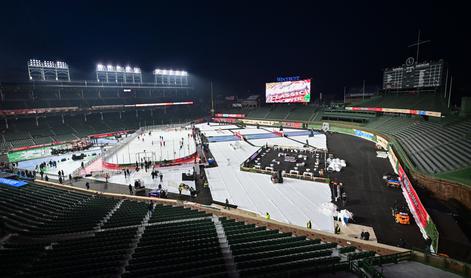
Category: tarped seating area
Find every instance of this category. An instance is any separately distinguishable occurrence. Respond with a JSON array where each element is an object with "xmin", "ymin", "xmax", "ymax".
[
  {"xmin": 148, "ymin": 204, "xmax": 208, "ymax": 223},
  {"xmin": 221, "ymin": 217, "xmax": 375, "ymax": 277},
  {"xmin": 0, "ymin": 183, "xmax": 118, "ymax": 235},
  {"xmin": 19, "ymin": 228, "xmax": 137, "ymax": 278},
  {"xmin": 123, "ymin": 219, "xmax": 225, "ymax": 277},
  {"xmin": 102, "ymin": 200, "xmax": 149, "ymax": 229},
  {"xmin": 1, "ymin": 182, "xmax": 384, "ymax": 277}
]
